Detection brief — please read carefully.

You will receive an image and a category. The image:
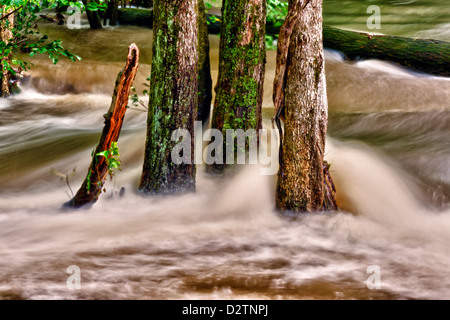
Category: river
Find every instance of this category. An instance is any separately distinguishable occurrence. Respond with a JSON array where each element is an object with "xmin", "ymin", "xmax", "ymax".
[{"xmin": 0, "ymin": 2, "xmax": 449, "ymax": 299}]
